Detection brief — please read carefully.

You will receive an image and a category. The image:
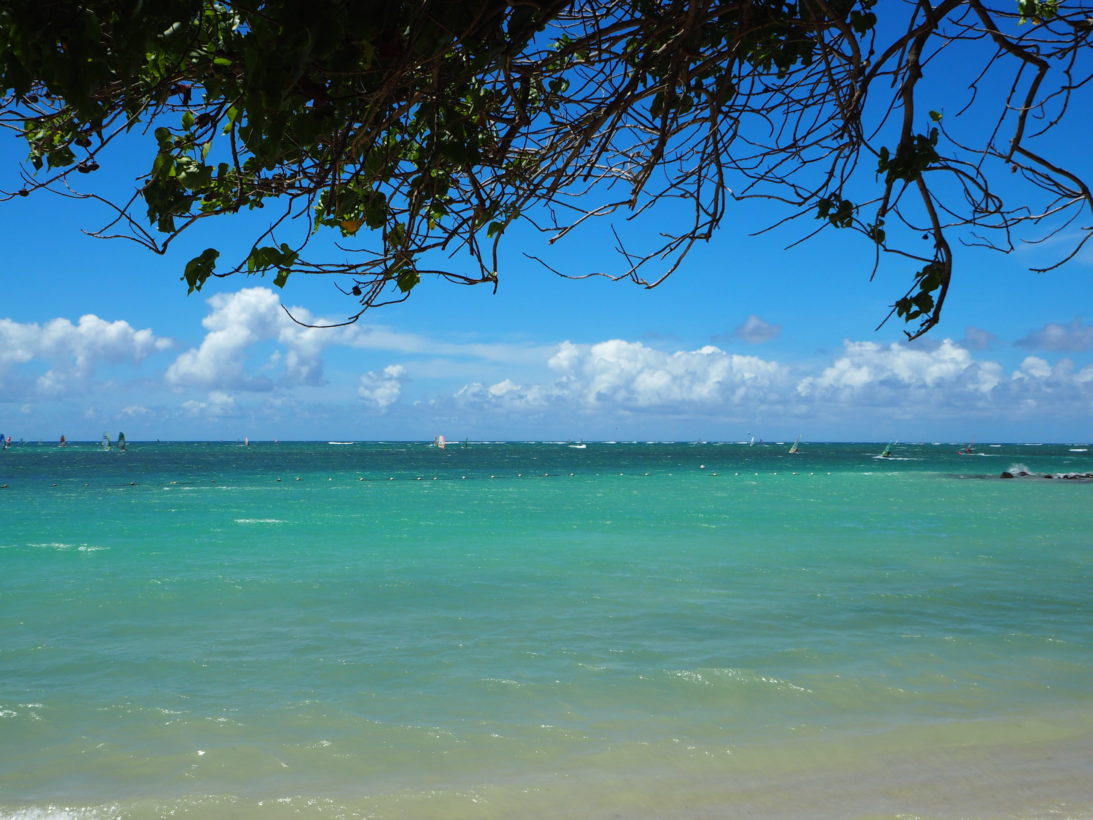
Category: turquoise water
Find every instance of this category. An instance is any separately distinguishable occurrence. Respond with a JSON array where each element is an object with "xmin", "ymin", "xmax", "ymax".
[{"xmin": 1, "ymin": 442, "xmax": 1091, "ymax": 819}]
